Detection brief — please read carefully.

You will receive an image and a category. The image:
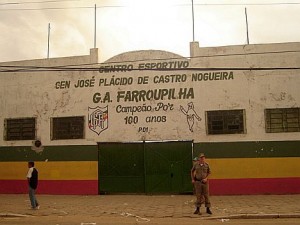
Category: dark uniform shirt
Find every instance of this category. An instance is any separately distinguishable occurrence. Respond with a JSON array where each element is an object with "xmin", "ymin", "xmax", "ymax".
[{"xmin": 192, "ymin": 162, "xmax": 211, "ymax": 181}]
